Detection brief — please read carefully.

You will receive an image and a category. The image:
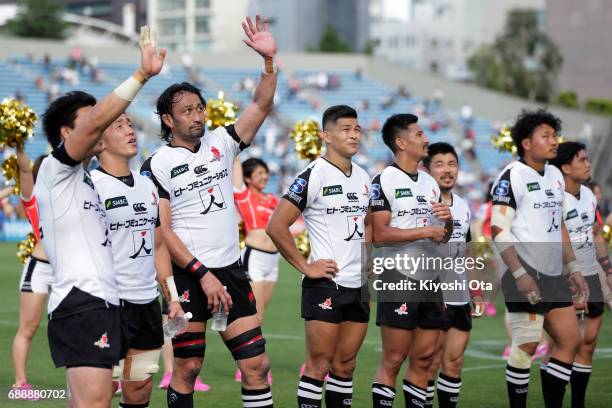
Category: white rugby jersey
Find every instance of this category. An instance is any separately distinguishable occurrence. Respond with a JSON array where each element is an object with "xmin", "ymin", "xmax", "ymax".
[
  {"xmin": 563, "ymin": 185, "xmax": 598, "ymax": 276},
  {"xmin": 491, "ymin": 160, "xmax": 565, "ymax": 276},
  {"xmin": 91, "ymin": 168, "xmax": 160, "ymax": 303},
  {"xmin": 141, "ymin": 125, "xmax": 247, "ymax": 268},
  {"xmin": 370, "ymin": 163, "xmax": 442, "ymax": 280},
  {"xmin": 34, "ymin": 145, "xmax": 119, "ymax": 316},
  {"xmin": 283, "ymin": 157, "xmax": 371, "ymax": 288},
  {"xmin": 445, "ymin": 193, "xmax": 472, "ymax": 305}
]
